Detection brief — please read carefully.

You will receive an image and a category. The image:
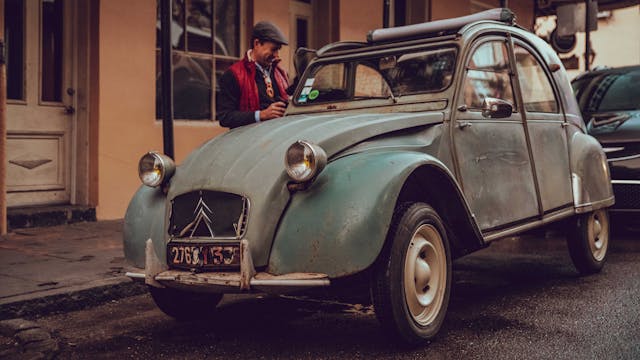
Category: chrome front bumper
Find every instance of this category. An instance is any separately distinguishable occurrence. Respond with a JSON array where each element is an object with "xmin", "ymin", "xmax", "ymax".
[{"xmin": 125, "ymin": 239, "xmax": 330, "ymax": 294}]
